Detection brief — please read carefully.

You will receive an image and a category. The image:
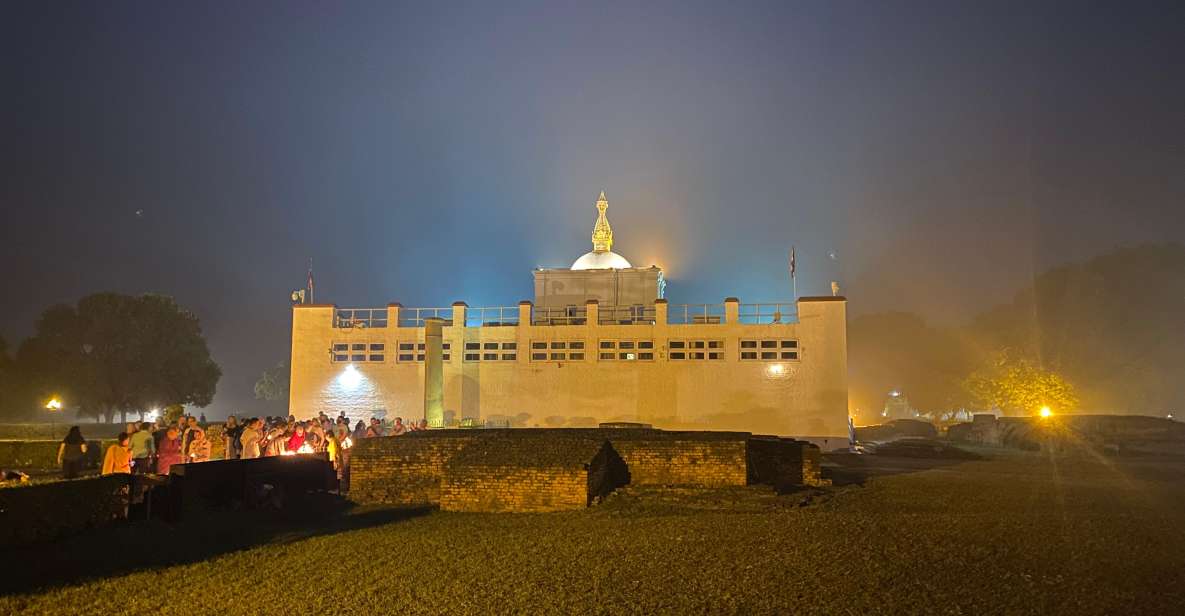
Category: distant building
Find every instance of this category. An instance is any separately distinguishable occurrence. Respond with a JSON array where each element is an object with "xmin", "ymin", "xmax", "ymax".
[{"xmin": 289, "ymin": 192, "xmax": 849, "ymax": 442}]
